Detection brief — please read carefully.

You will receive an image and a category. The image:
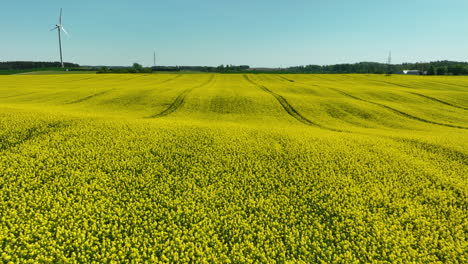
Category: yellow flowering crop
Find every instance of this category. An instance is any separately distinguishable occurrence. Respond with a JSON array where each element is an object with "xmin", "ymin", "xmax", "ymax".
[{"xmin": 0, "ymin": 73, "xmax": 466, "ymax": 262}]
